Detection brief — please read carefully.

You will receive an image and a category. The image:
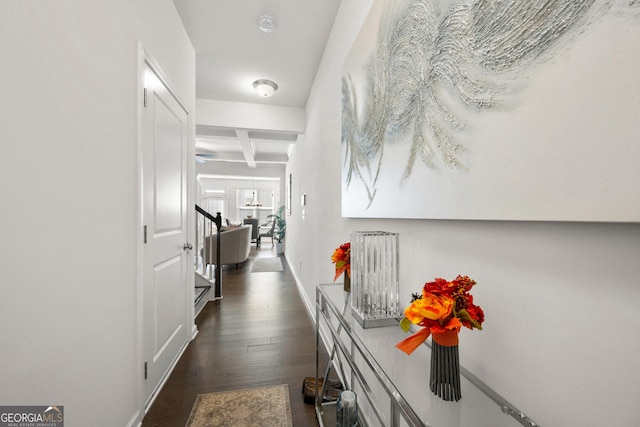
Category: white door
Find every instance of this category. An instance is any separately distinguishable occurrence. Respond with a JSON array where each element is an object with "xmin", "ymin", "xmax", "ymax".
[{"xmin": 142, "ymin": 61, "xmax": 191, "ymax": 405}]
